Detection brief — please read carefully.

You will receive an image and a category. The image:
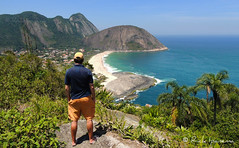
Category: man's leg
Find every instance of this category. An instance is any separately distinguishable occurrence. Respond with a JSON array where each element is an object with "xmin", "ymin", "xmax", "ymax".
[
  {"xmin": 86, "ymin": 119, "xmax": 95, "ymax": 143},
  {"xmin": 71, "ymin": 121, "xmax": 78, "ymax": 145}
]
